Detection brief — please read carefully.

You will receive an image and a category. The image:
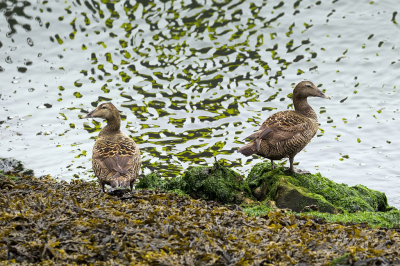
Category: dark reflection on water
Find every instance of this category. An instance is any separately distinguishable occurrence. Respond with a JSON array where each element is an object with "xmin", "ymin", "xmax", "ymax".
[{"xmin": 1, "ymin": 0, "xmax": 400, "ymax": 207}]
